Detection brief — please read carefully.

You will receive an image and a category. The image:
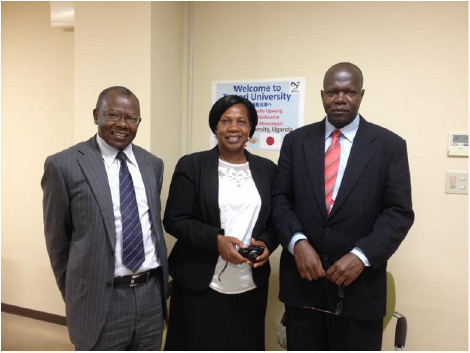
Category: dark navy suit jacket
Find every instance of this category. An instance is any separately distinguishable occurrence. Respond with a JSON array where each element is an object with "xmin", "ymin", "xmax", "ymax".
[{"xmin": 272, "ymin": 116, "xmax": 414, "ymax": 320}]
